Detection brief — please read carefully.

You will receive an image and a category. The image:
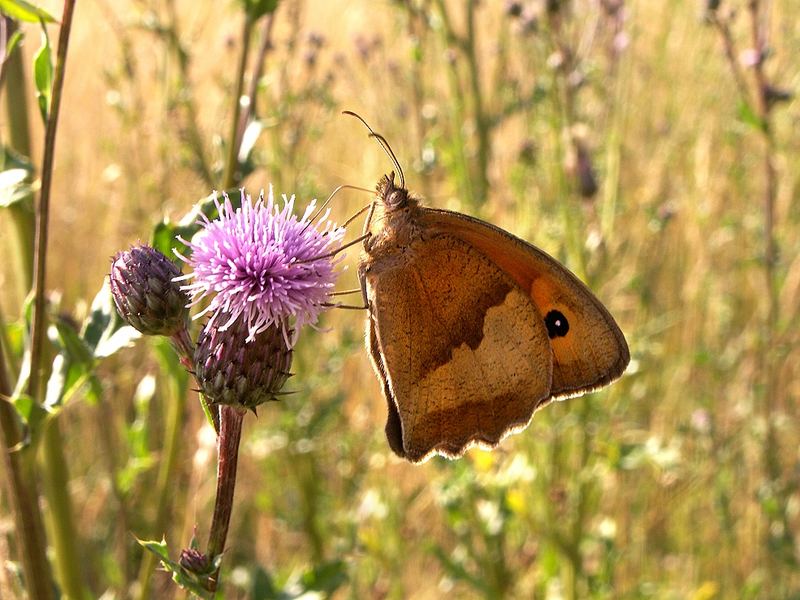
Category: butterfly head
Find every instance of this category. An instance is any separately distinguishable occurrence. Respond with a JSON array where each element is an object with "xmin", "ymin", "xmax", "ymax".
[{"xmin": 377, "ymin": 171, "xmax": 415, "ymax": 212}]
